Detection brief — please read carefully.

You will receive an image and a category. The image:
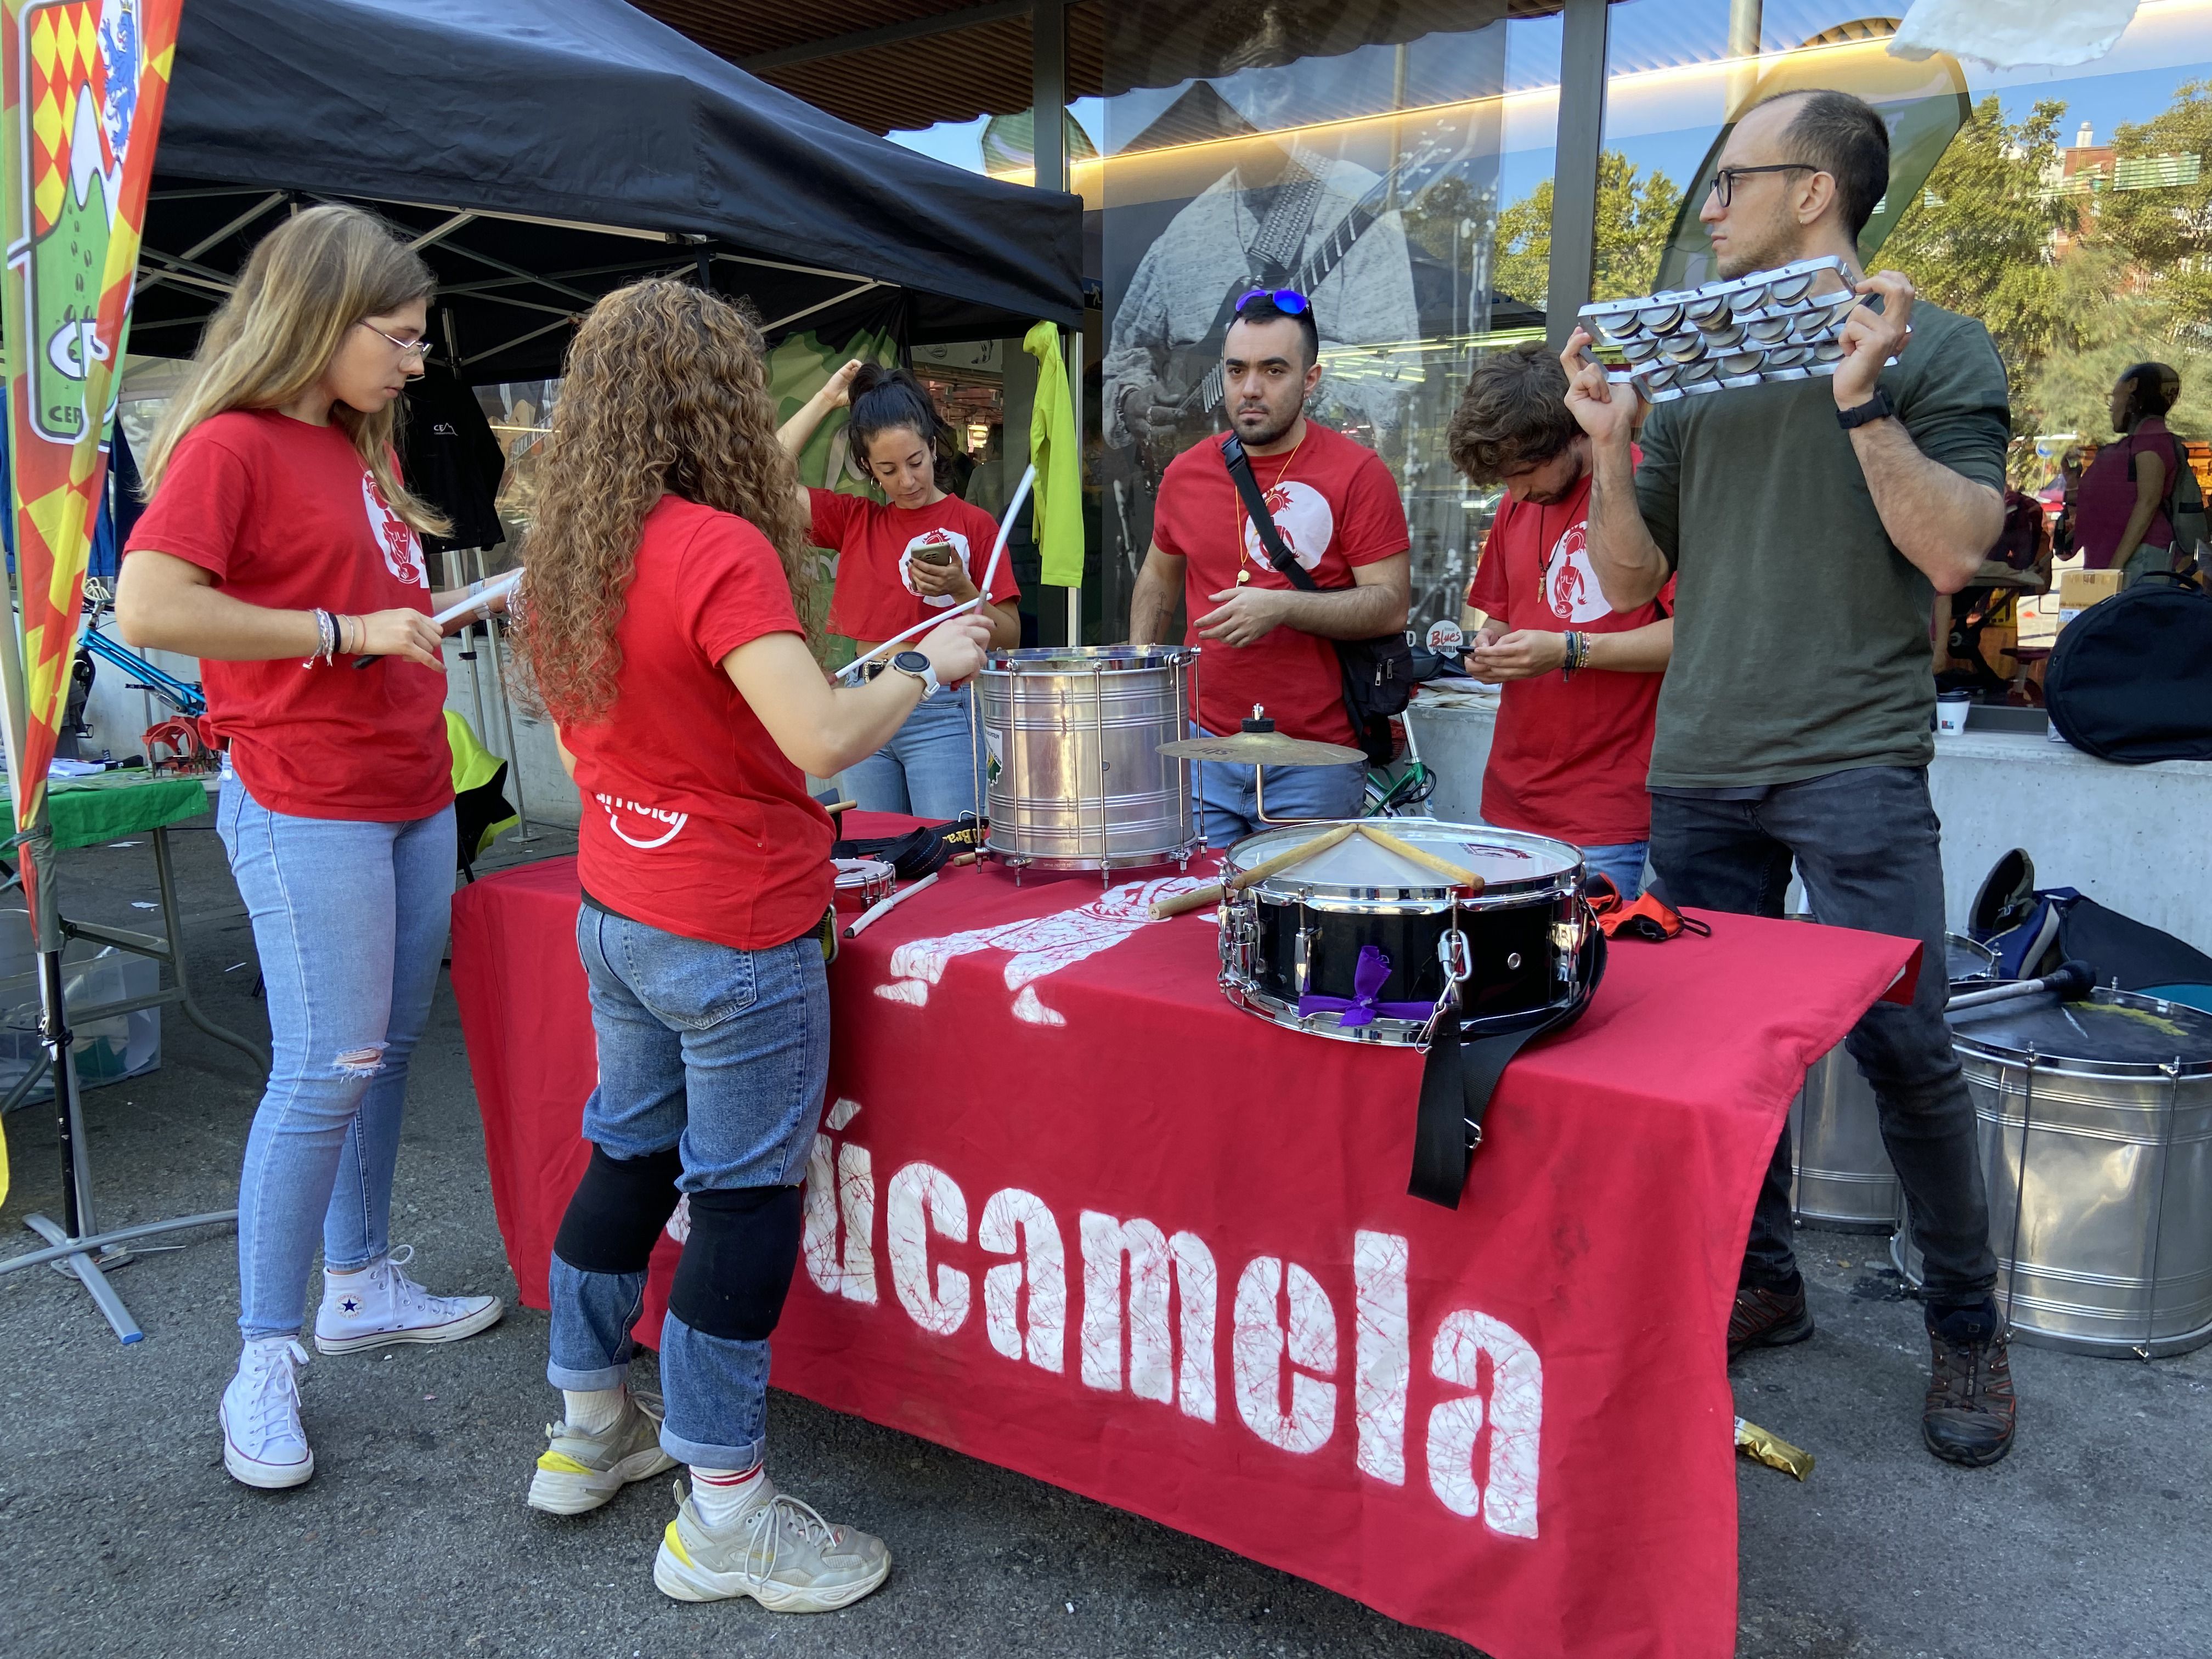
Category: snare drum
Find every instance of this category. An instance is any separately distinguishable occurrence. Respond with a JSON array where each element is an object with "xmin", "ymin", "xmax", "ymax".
[
  {"xmin": 1218, "ymin": 820, "xmax": 1590, "ymax": 1045},
  {"xmin": 831, "ymin": 857, "xmax": 895, "ymax": 913}
]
